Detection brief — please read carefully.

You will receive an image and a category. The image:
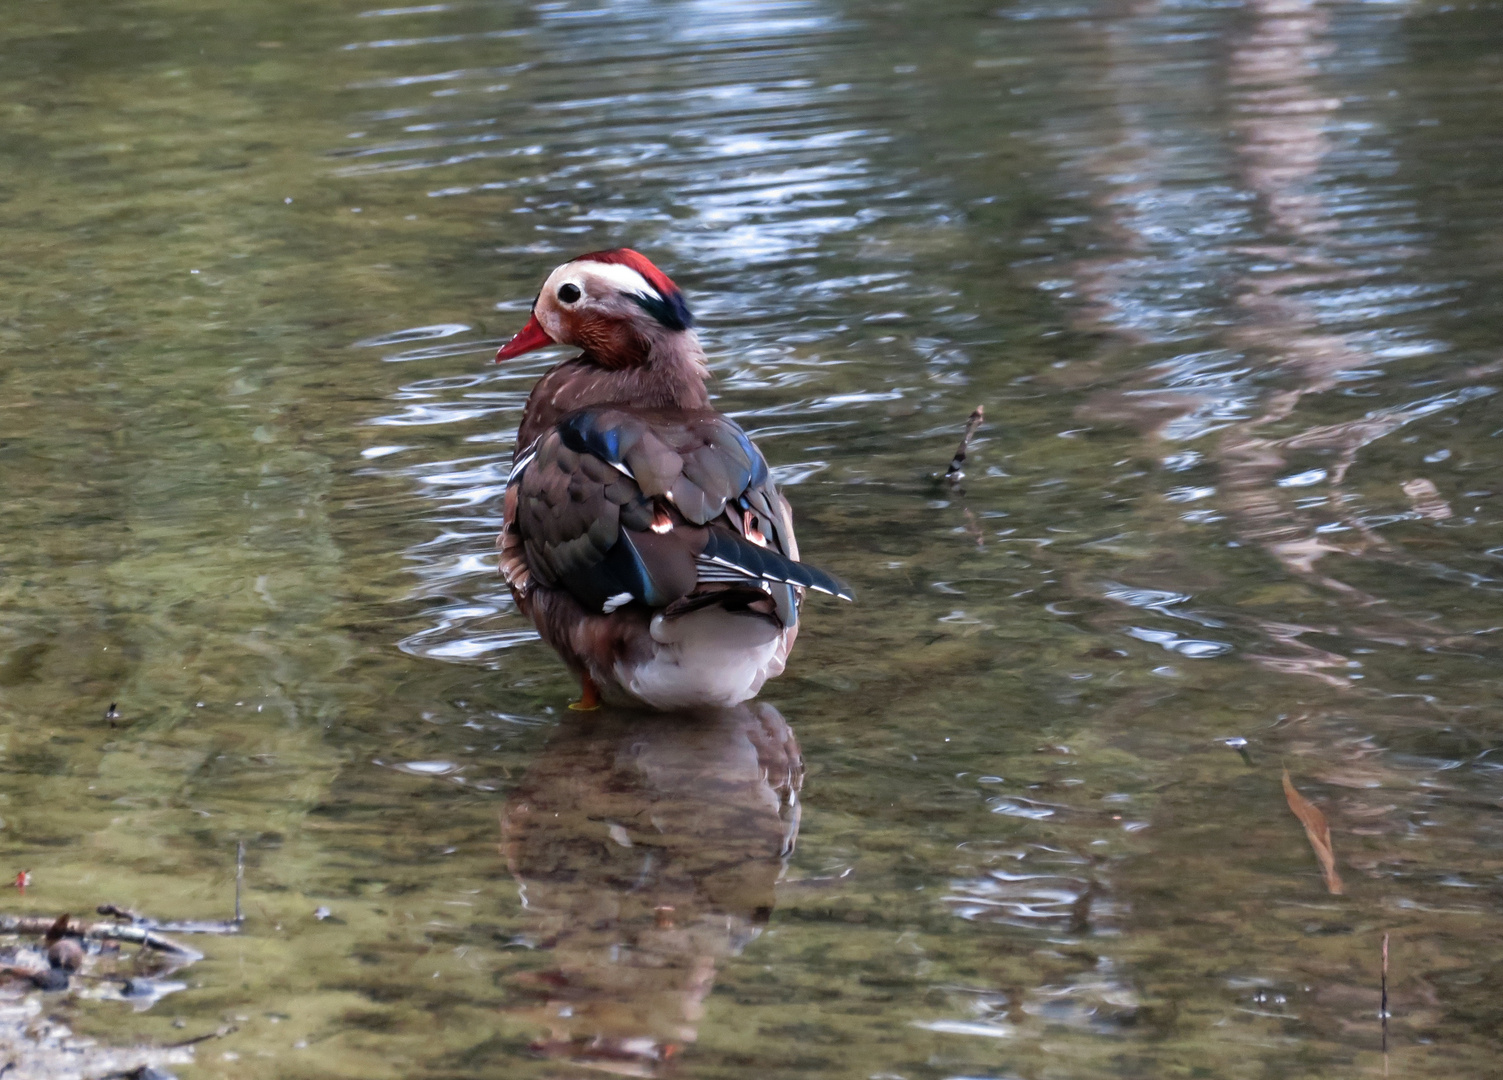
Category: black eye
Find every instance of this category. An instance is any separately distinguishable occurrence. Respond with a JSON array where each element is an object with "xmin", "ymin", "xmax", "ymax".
[{"xmin": 557, "ymin": 283, "xmax": 581, "ymax": 304}]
